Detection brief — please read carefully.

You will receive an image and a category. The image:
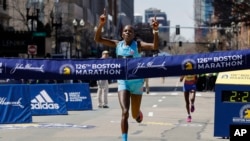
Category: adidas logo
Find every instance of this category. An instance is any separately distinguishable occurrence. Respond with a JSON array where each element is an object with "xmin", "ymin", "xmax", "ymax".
[{"xmin": 31, "ymin": 90, "xmax": 59, "ymax": 110}]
